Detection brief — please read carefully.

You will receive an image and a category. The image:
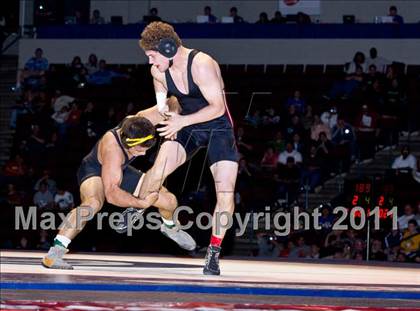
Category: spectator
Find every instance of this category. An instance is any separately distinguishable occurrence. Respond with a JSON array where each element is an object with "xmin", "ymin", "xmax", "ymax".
[
  {"xmin": 51, "ymin": 105, "xmax": 70, "ymax": 138},
  {"xmin": 296, "ymin": 12, "xmax": 311, "ymax": 24},
  {"xmin": 332, "ymin": 118, "xmax": 356, "ymax": 146},
  {"xmin": 26, "ymin": 124, "xmax": 46, "ymax": 165},
  {"xmin": 279, "ymin": 240, "xmax": 295, "ymax": 257},
  {"xmin": 69, "ymin": 56, "xmax": 86, "ymax": 84},
  {"xmin": 3, "ymin": 154, "xmax": 26, "ymax": 178},
  {"xmin": 415, "ymin": 202, "xmax": 420, "ymax": 224},
  {"xmin": 285, "ymin": 90, "xmax": 306, "ymax": 114},
  {"xmin": 10, "ymin": 97, "xmax": 34, "ymax": 129},
  {"xmin": 385, "ymin": 65, "xmax": 398, "ymax": 82},
  {"xmin": 355, "ymin": 105, "xmax": 378, "ymax": 159},
  {"xmin": 237, "ymin": 158, "xmax": 253, "ymax": 192},
  {"xmin": 384, "ymin": 228, "xmax": 402, "ymax": 249},
  {"xmin": 275, "ymin": 156, "xmax": 301, "ymax": 202},
  {"xmin": 301, "ymin": 145, "xmax": 322, "ymax": 191},
  {"xmin": 284, "ymin": 115, "xmax": 304, "ymax": 141},
  {"xmin": 400, "ymin": 219, "xmax": 419, "ymax": 259},
  {"xmin": 315, "ymin": 132, "xmax": 333, "ymax": 160},
  {"xmin": 85, "ymin": 54, "xmax": 99, "ymax": 75},
  {"xmin": 278, "ymin": 142, "xmax": 302, "ymax": 165},
  {"xmin": 332, "ymin": 118, "xmax": 357, "ymax": 161},
  {"xmin": 292, "ymin": 133, "xmax": 304, "ymax": 154},
  {"xmin": 245, "ymin": 109, "xmax": 261, "ymax": 127},
  {"xmin": 44, "ymin": 131, "xmax": 60, "ymax": 169},
  {"xmin": 230, "ymin": 7, "xmax": 244, "ymax": 23},
  {"xmin": 54, "ymin": 186, "xmax": 74, "ymax": 211},
  {"xmin": 311, "ymin": 114, "xmax": 331, "ymax": 141},
  {"xmin": 36, "ymin": 230, "xmax": 51, "ymax": 250},
  {"xmin": 324, "ymin": 230, "xmax": 343, "ymax": 250},
  {"xmin": 53, "ymin": 94, "xmax": 75, "ymax": 113},
  {"xmin": 301, "ymin": 105, "xmax": 314, "ymax": 131},
  {"xmin": 398, "ymin": 204, "xmax": 416, "ymax": 230},
  {"xmin": 256, "ymin": 232, "xmax": 275, "ymax": 257},
  {"xmin": 369, "ymin": 239, "xmax": 387, "ymax": 261},
  {"xmin": 318, "ymin": 206, "xmax": 335, "ymax": 233},
  {"xmin": 236, "ymin": 127, "xmax": 253, "ymax": 158},
  {"xmin": 366, "ymin": 47, "xmax": 389, "ymax": 74},
  {"xmin": 388, "ymin": 6, "xmax": 404, "ymax": 24},
  {"xmin": 87, "ymin": 59, "xmax": 128, "ymax": 85},
  {"xmin": 392, "ymin": 145, "xmax": 417, "ymax": 171},
  {"xmin": 321, "ymin": 106, "xmax": 338, "ymax": 129},
  {"xmin": 74, "ymin": 10, "xmax": 84, "ymax": 24},
  {"xmin": 33, "ymin": 181, "xmax": 54, "ymax": 210},
  {"xmin": 261, "ymin": 147, "xmax": 278, "ymax": 171},
  {"xmin": 256, "ymin": 12, "xmax": 269, "ymax": 24},
  {"xmin": 25, "ymin": 48, "xmax": 49, "ymax": 74},
  {"xmin": 16, "ymin": 48, "xmax": 49, "ymax": 90},
  {"xmin": 384, "ymin": 78, "xmax": 405, "ymax": 115},
  {"xmin": 17, "ymin": 236, "xmax": 29, "ymax": 249},
  {"xmin": 90, "ymin": 9, "xmax": 105, "ymax": 24},
  {"xmin": 6, "ymin": 184, "xmax": 25, "ymax": 206},
  {"xmin": 286, "ymin": 104, "xmax": 298, "ymax": 120},
  {"xmin": 103, "ymin": 106, "xmax": 117, "ymax": 129},
  {"xmin": 143, "ymin": 8, "xmax": 162, "ymax": 23},
  {"xmin": 261, "ymin": 107, "xmax": 280, "ymax": 126},
  {"xmin": 289, "ymin": 236, "xmax": 310, "ymax": 258},
  {"xmin": 347, "ymin": 51, "xmax": 366, "ymax": 74},
  {"xmin": 268, "ymin": 131, "xmax": 286, "ymax": 153},
  {"xmin": 306, "ymin": 243, "xmax": 321, "ymax": 259},
  {"xmin": 271, "ymin": 11, "xmax": 286, "ymax": 24},
  {"xmin": 80, "ymin": 101, "xmax": 99, "ymax": 141},
  {"xmin": 34, "ymin": 169, "xmax": 57, "ymax": 195},
  {"xmin": 204, "ymin": 6, "xmax": 217, "ymax": 23},
  {"xmin": 67, "ymin": 102, "xmax": 82, "ymax": 127},
  {"xmin": 330, "ymin": 66, "xmax": 365, "ymax": 100},
  {"xmin": 366, "ymin": 78, "xmax": 385, "ymax": 114},
  {"xmin": 365, "ymin": 64, "xmax": 380, "ymax": 88}
]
